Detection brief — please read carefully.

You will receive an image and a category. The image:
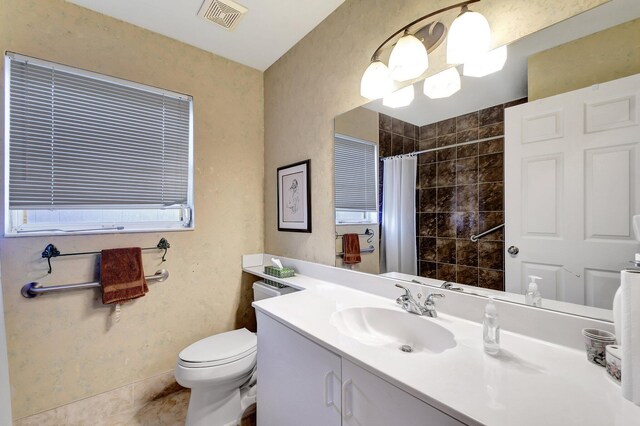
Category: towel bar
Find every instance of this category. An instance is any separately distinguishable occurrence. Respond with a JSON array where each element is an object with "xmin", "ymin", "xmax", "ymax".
[
  {"xmin": 335, "ymin": 228, "xmax": 374, "ymax": 238},
  {"xmin": 336, "ymin": 247, "xmax": 375, "ymax": 256},
  {"xmin": 336, "ymin": 228, "xmax": 375, "ymax": 244},
  {"xmin": 21, "ymin": 269, "xmax": 169, "ymax": 299},
  {"xmin": 42, "ymin": 238, "xmax": 170, "ymax": 274},
  {"xmin": 470, "ymin": 224, "xmax": 504, "ymax": 242}
]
